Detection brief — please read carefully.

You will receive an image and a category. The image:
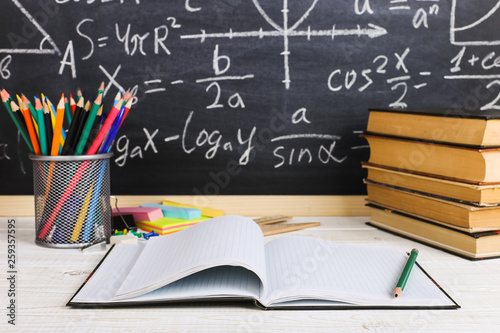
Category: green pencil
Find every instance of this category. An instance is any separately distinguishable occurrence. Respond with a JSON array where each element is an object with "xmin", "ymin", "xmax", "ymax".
[
  {"xmin": 74, "ymin": 93, "xmax": 102, "ymax": 155},
  {"xmin": 64, "ymin": 96, "xmax": 72, "ymax": 126},
  {"xmin": 393, "ymin": 248, "xmax": 418, "ymax": 298},
  {"xmin": 35, "ymin": 97, "xmax": 48, "ymax": 155},
  {"xmin": 1, "ymin": 89, "xmax": 34, "ymax": 153}
]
